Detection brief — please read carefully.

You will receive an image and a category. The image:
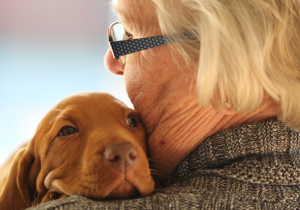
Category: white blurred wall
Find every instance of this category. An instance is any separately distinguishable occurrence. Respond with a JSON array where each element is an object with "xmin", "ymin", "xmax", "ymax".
[{"xmin": 0, "ymin": 0, "xmax": 132, "ymax": 166}]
